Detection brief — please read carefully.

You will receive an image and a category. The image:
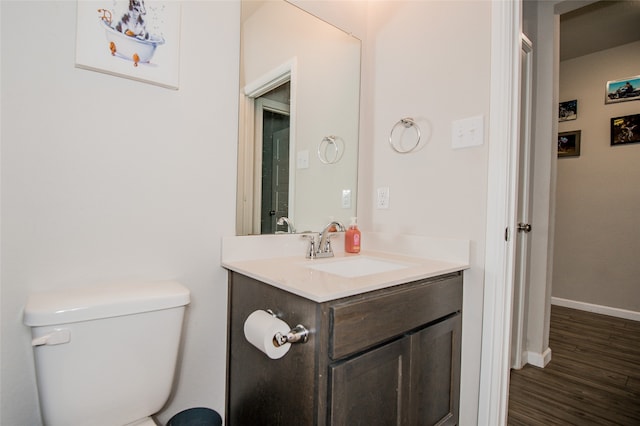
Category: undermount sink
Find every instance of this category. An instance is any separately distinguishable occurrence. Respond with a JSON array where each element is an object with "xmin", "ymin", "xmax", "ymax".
[{"xmin": 304, "ymin": 256, "xmax": 413, "ymax": 278}]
